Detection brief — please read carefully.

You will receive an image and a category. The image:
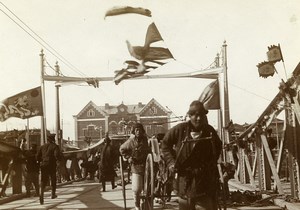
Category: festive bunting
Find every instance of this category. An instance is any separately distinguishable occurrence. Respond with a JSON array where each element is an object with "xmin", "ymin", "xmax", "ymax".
[
  {"xmin": 114, "ymin": 68, "xmax": 145, "ymax": 85},
  {"xmin": 257, "ymin": 61, "xmax": 275, "ymax": 78},
  {"xmin": 104, "ymin": 6, "xmax": 174, "ymax": 84},
  {"xmin": 0, "ymin": 86, "xmax": 43, "ymax": 122},
  {"xmin": 86, "ymin": 78, "xmax": 99, "ymax": 88},
  {"xmin": 267, "ymin": 44, "xmax": 283, "ymax": 63},
  {"xmin": 114, "ymin": 60, "xmax": 158, "ymax": 84},
  {"xmin": 144, "ymin": 23, "xmax": 163, "ymax": 47},
  {"xmin": 126, "ymin": 40, "xmax": 173, "ymax": 61}
]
